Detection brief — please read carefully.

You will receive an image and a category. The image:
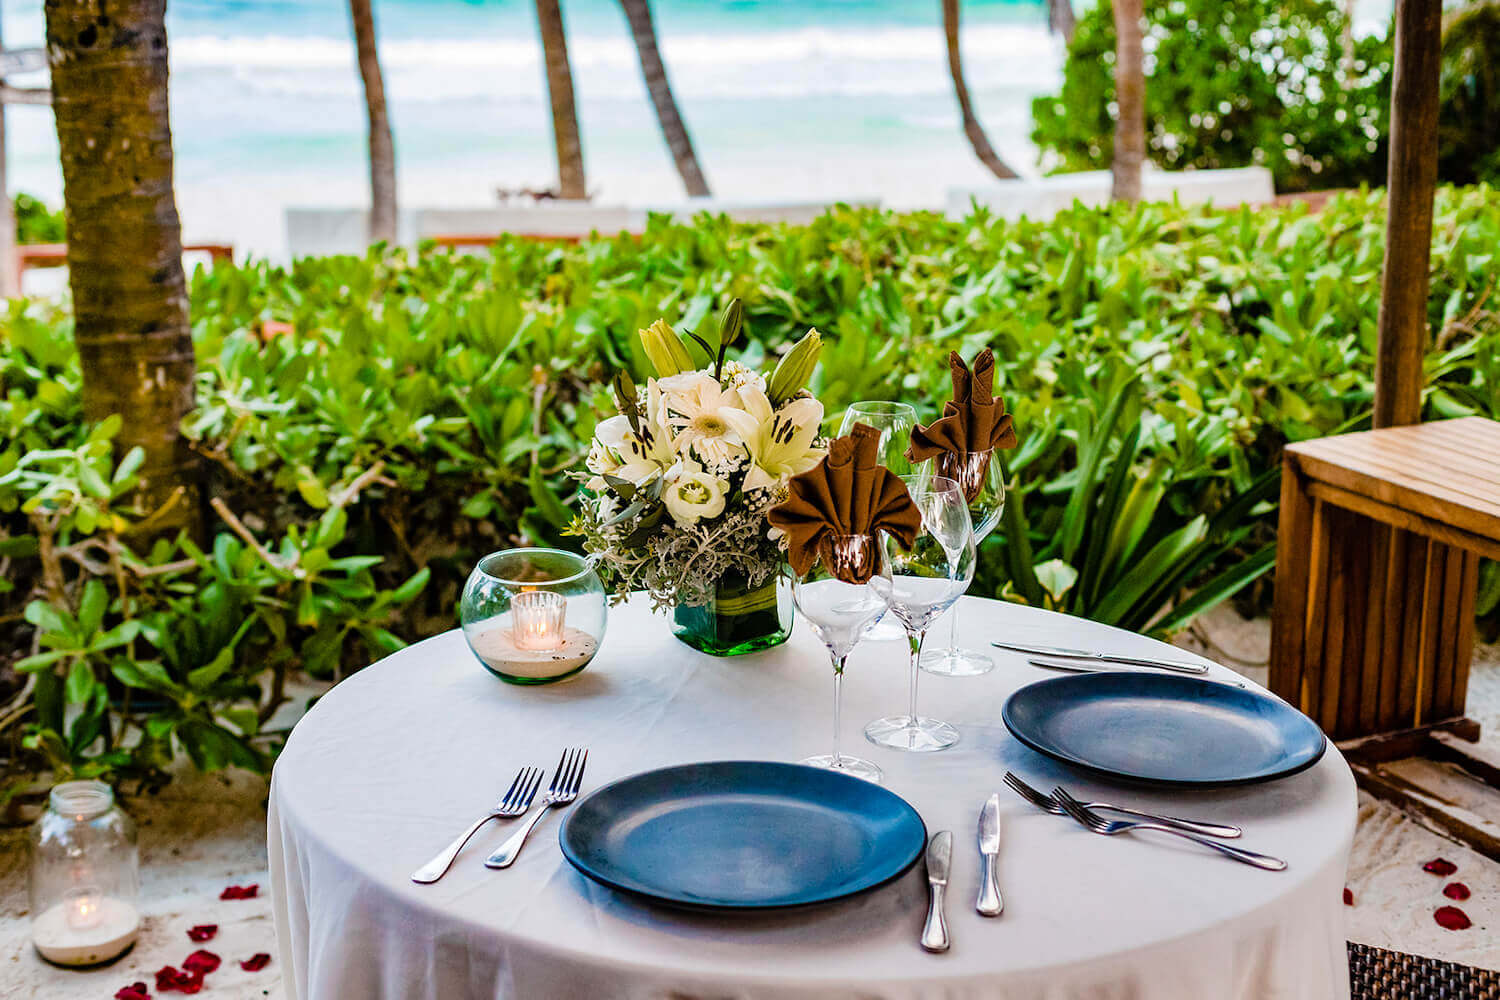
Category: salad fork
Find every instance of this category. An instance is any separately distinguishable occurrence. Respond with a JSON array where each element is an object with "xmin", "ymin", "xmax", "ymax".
[
  {"xmin": 1003, "ymin": 772, "xmax": 1241, "ymax": 838},
  {"xmin": 1052, "ymin": 787, "xmax": 1286, "ymax": 871},
  {"xmin": 485, "ymin": 748, "xmax": 588, "ymax": 869},
  {"xmin": 411, "ymin": 766, "xmax": 543, "ymax": 884}
]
